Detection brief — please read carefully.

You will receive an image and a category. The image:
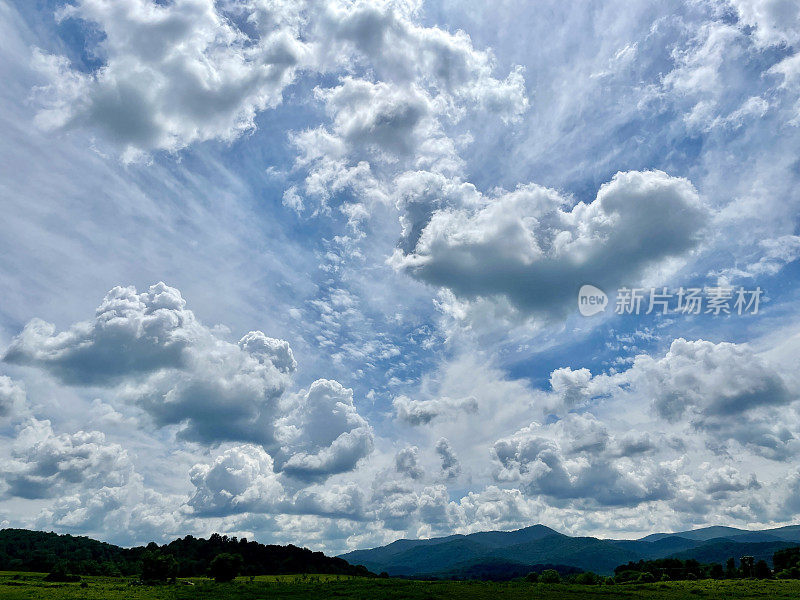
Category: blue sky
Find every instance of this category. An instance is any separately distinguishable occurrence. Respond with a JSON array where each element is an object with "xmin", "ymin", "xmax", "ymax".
[{"xmin": 1, "ymin": 0, "xmax": 800, "ymax": 553}]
